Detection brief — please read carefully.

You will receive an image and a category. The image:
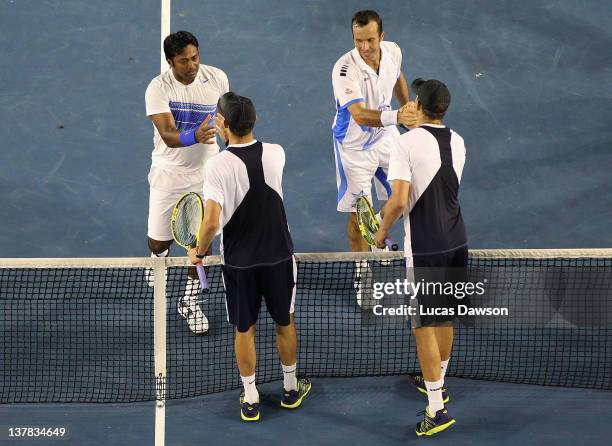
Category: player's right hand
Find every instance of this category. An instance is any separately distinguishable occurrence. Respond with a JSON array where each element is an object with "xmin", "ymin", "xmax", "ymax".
[
  {"xmin": 398, "ymin": 102, "xmax": 418, "ymax": 129},
  {"xmin": 214, "ymin": 113, "xmax": 230, "ymax": 145},
  {"xmin": 195, "ymin": 114, "xmax": 217, "ymax": 144},
  {"xmin": 187, "ymin": 247, "xmax": 203, "ymax": 266}
]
